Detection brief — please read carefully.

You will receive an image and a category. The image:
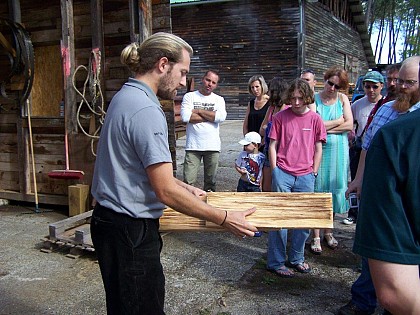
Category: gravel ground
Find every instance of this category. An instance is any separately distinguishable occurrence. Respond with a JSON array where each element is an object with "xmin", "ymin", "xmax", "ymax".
[{"xmin": 0, "ymin": 120, "xmax": 385, "ymax": 315}]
